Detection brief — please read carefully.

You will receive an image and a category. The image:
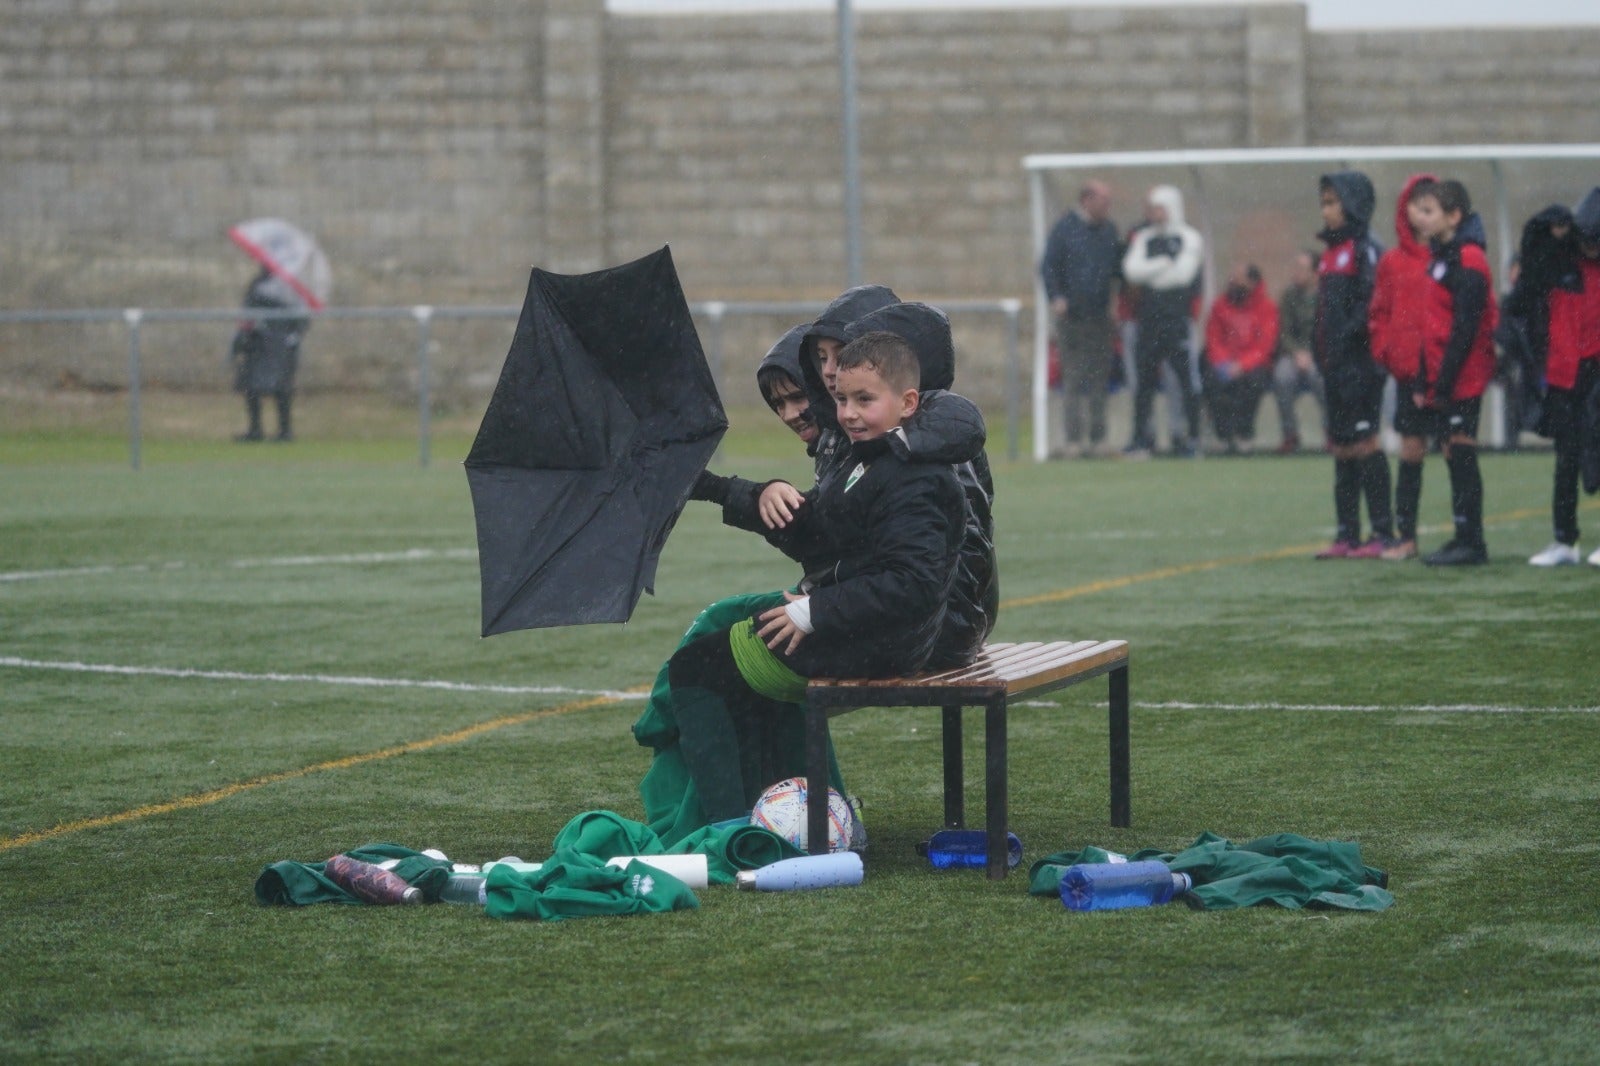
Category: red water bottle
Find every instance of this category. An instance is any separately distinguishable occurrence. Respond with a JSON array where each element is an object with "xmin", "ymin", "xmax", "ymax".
[{"xmin": 325, "ymin": 854, "xmax": 423, "ymax": 905}]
